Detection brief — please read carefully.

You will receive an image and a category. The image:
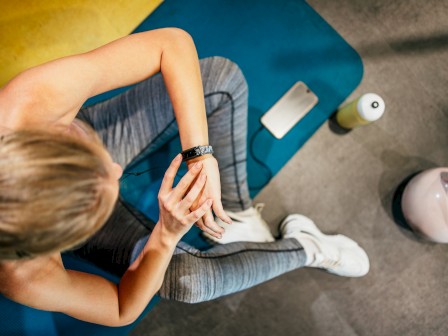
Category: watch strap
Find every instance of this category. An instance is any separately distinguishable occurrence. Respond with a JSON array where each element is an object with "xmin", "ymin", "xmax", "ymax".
[{"xmin": 181, "ymin": 145, "xmax": 214, "ymax": 162}]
